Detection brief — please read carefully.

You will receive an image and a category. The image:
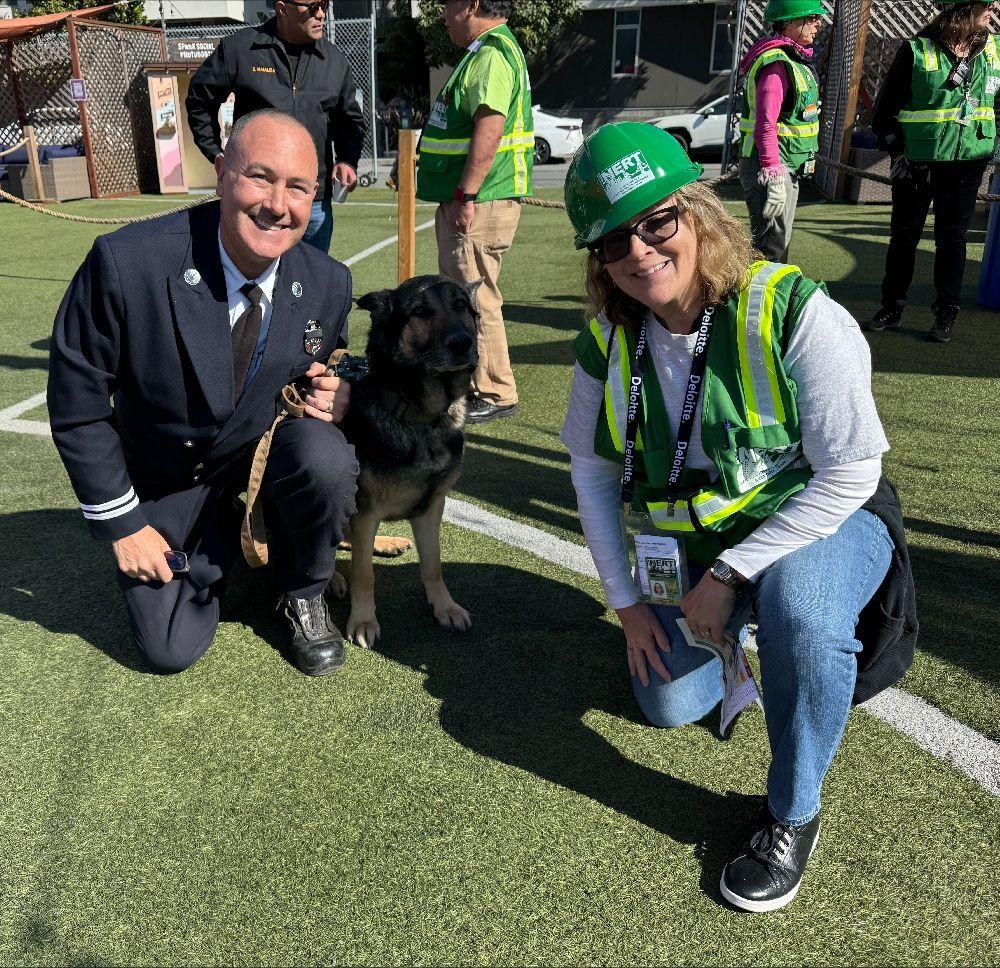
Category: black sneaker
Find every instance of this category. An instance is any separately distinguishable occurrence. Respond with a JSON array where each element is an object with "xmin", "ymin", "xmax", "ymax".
[
  {"xmin": 863, "ymin": 303, "xmax": 904, "ymax": 332},
  {"xmin": 927, "ymin": 304, "xmax": 959, "ymax": 343},
  {"xmin": 282, "ymin": 594, "xmax": 346, "ymax": 676},
  {"xmin": 720, "ymin": 807, "xmax": 821, "ymax": 912},
  {"xmin": 465, "ymin": 395, "xmax": 518, "ymax": 425}
]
